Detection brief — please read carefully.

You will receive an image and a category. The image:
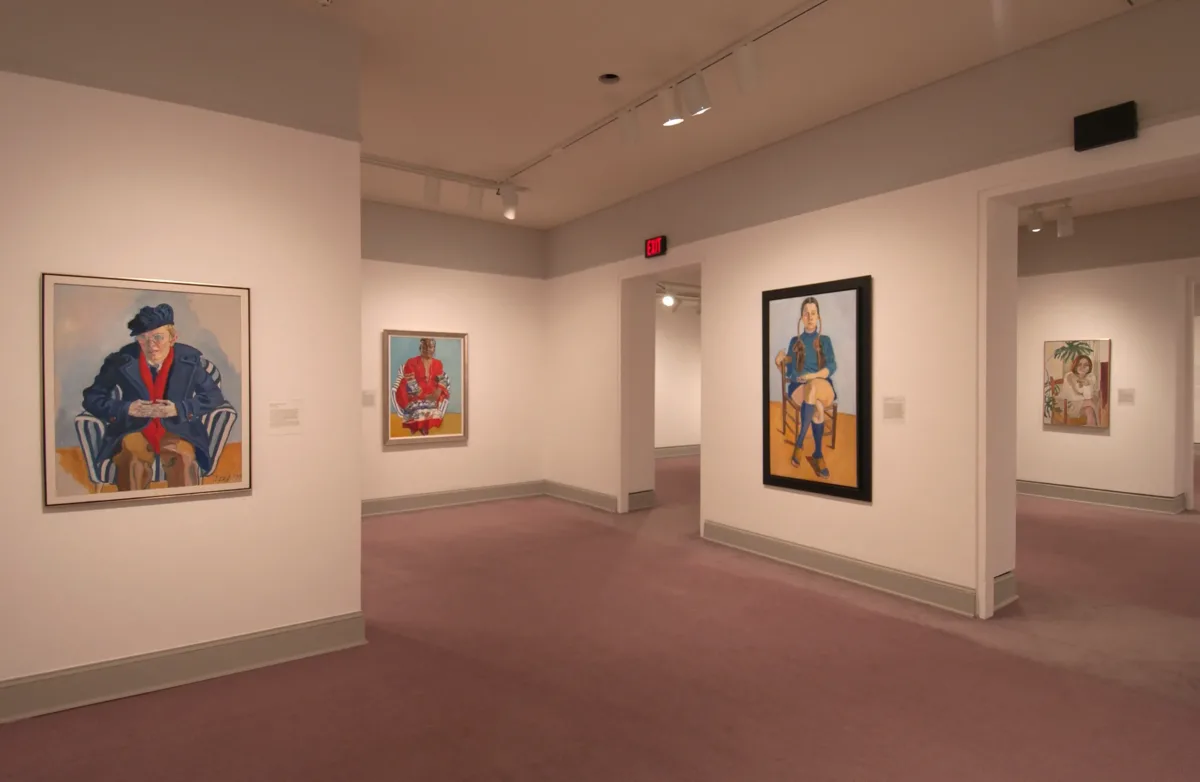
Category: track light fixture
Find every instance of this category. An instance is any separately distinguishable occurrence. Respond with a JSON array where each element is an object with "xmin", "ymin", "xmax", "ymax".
[
  {"xmin": 503, "ymin": 1, "xmax": 839, "ymax": 183},
  {"xmin": 1024, "ymin": 198, "xmax": 1076, "ymax": 237},
  {"xmin": 1056, "ymin": 203, "xmax": 1075, "ymax": 238},
  {"xmin": 620, "ymin": 108, "xmax": 640, "ymax": 143},
  {"xmin": 660, "ymin": 87, "xmax": 685, "ymax": 127},
  {"xmin": 734, "ymin": 43, "xmax": 759, "ymax": 94},
  {"xmin": 680, "ymin": 73, "xmax": 712, "ymax": 116},
  {"xmin": 657, "ymin": 282, "xmax": 701, "ymax": 312},
  {"xmin": 499, "ymin": 184, "xmax": 518, "ymax": 220}
]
